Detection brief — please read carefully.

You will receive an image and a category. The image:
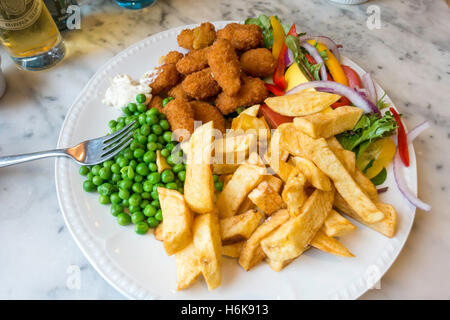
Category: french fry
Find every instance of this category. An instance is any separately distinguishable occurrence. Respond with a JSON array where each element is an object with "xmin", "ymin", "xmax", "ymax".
[
  {"xmin": 158, "ymin": 187, "xmax": 193, "ymax": 255},
  {"xmin": 266, "ymin": 258, "xmax": 294, "ymax": 272},
  {"xmin": 293, "ymin": 106, "xmax": 363, "ymax": 138},
  {"xmin": 353, "ymin": 167, "xmax": 378, "ymax": 201},
  {"xmin": 192, "ymin": 212, "xmax": 222, "ymax": 290},
  {"xmin": 236, "ymin": 197, "xmax": 255, "ymax": 215},
  {"xmin": 289, "ymin": 156, "xmax": 332, "ymax": 191},
  {"xmin": 175, "ymin": 242, "xmax": 202, "ymax": 290},
  {"xmin": 323, "ymin": 209, "xmax": 357, "ymax": 237},
  {"xmin": 222, "ymin": 242, "xmax": 244, "ymax": 258},
  {"xmin": 326, "ymin": 137, "xmax": 356, "ymax": 175},
  {"xmin": 214, "ymin": 133, "xmax": 257, "ymax": 165},
  {"xmin": 310, "ymin": 230, "xmax": 354, "ymax": 257},
  {"xmin": 240, "ymin": 104, "xmax": 260, "ymax": 117},
  {"xmin": 184, "ymin": 121, "xmax": 215, "ymax": 214},
  {"xmin": 154, "ymin": 222, "xmax": 164, "ymax": 241},
  {"xmin": 248, "ymin": 181, "xmax": 286, "ymax": 215},
  {"xmin": 217, "ymin": 163, "xmax": 266, "ymax": 218},
  {"xmin": 281, "ymin": 168, "xmax": 307, "ymax": 217},
  {"xmin": 220, "ymin": 209, "xmax": 263, "ymax": 244},
  {"xmin": 261, "ymin": 189, "xmax": 334, "ymax": 261},
  {"xmin": 334, "ymin": 194, "xmax": 397, "ymax": 237},
  {"xmin": 213, "ymin": 163, "xmax": 239, "ymax": 175},
  {"xmin": 239, "ymin": 209, "xmax": 290, "ymax": 271},
  {"xmin": 246, "ymin": 151, "xmax": 265, "ymax": 166},
  {"xmin": 262, "ymin": 175, "xmax": 283, "ymax": 193}
]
